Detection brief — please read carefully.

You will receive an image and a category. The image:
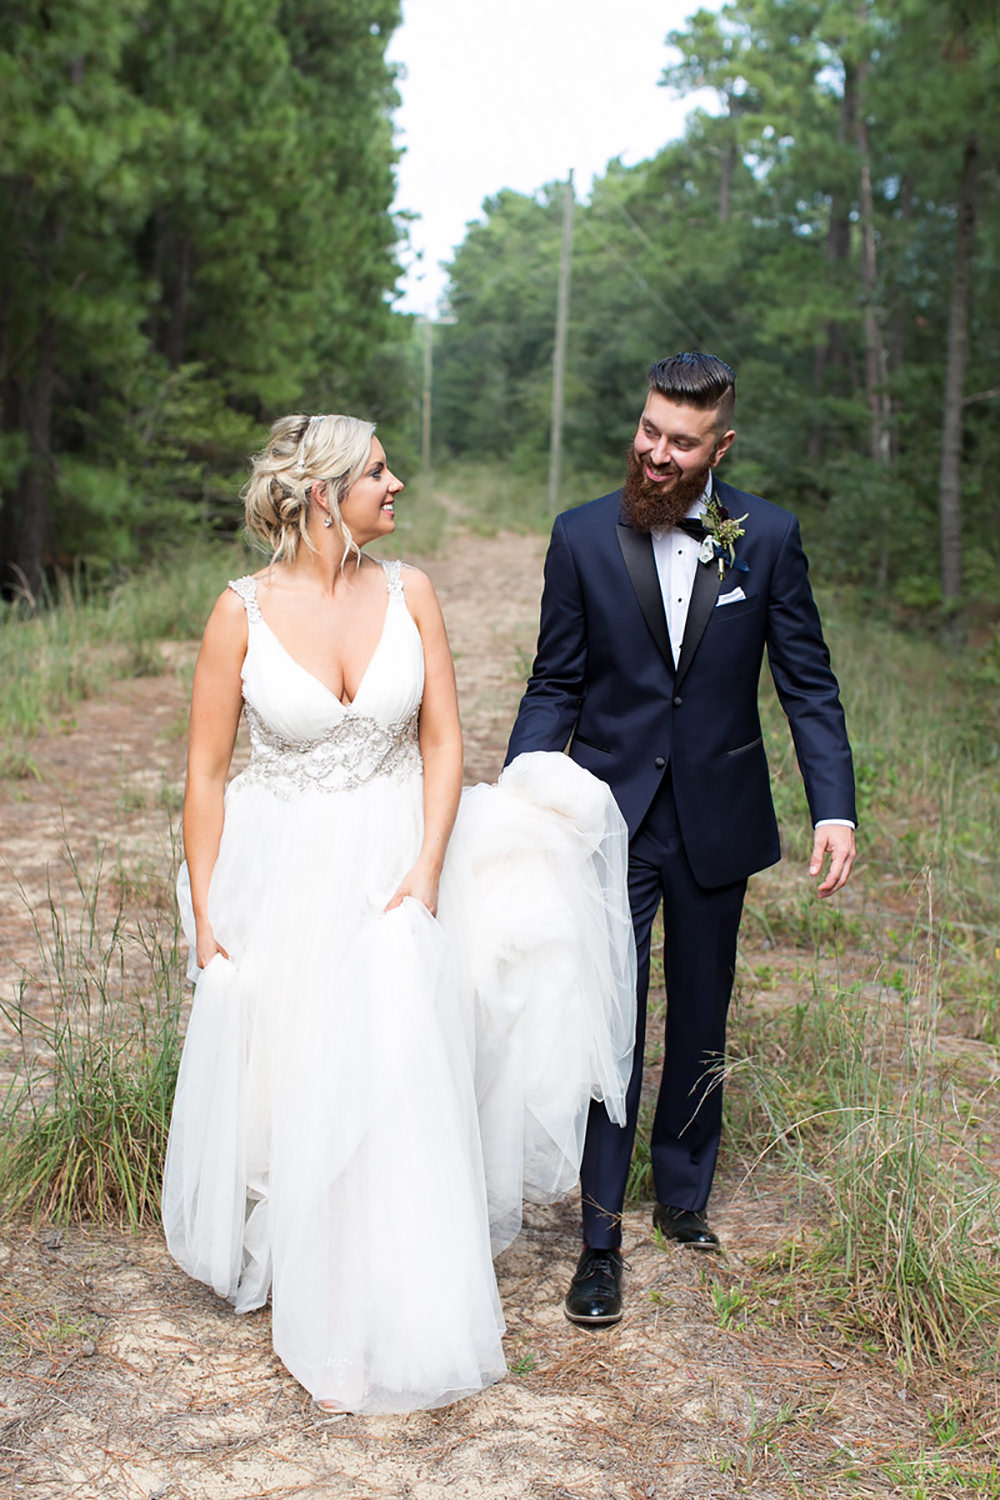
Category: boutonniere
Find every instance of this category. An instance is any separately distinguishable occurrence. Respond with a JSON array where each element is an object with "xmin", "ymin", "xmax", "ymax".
[{"xmin": 698, "ymin": 497, "xmax": 750, "ymax": 580}]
